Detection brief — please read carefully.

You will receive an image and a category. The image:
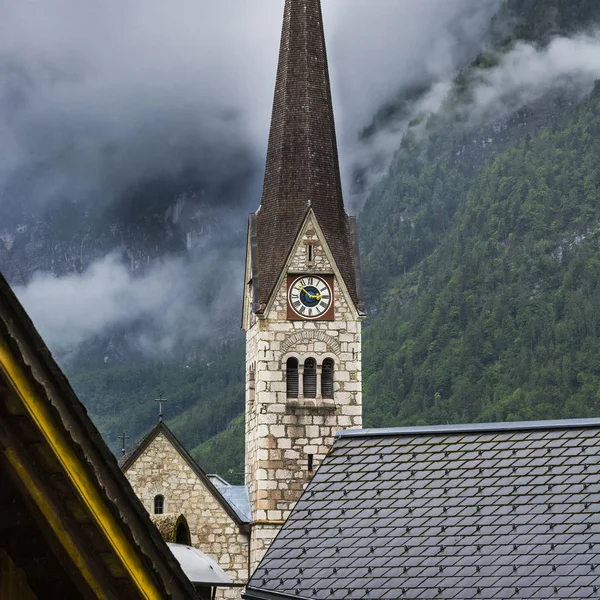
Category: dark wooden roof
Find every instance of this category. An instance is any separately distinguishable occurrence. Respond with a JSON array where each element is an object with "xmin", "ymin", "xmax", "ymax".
[
  {"xmin": 120, "ymin": 422, "xmax": 251, "ymax": 528},
  {"xmin": 254, "ymin": 0, "xmax": 361, "ymax": 310},
  {"xmin": 246, "ymin": 419, "xmax": 600, "ymax": 600},
  {"xmin": 0, "ymin": 269, "xmax": 199, "ymax": 599}
]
